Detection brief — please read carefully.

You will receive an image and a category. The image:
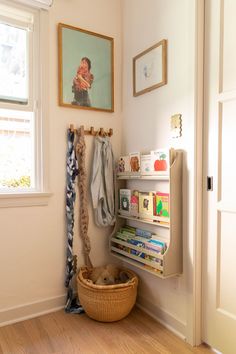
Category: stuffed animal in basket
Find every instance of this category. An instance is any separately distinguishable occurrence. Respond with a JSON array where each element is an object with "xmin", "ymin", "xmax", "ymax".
[{"xmin": 89, "ymin": 264, "xmax": 130, "ymax": 285}]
